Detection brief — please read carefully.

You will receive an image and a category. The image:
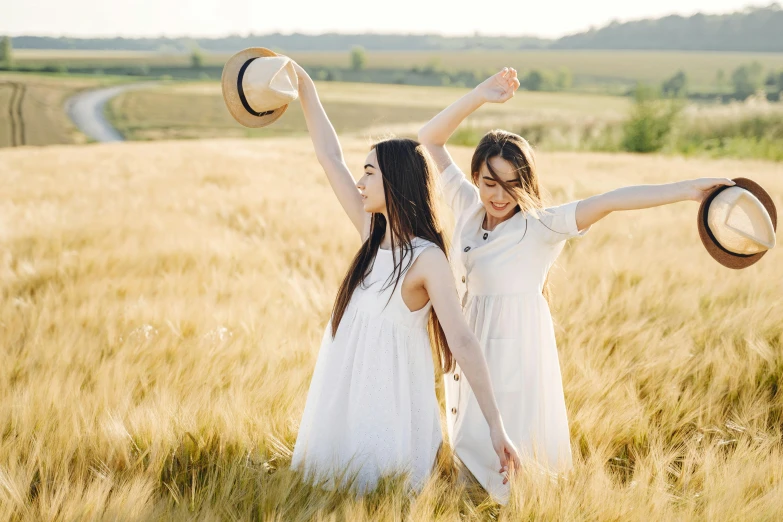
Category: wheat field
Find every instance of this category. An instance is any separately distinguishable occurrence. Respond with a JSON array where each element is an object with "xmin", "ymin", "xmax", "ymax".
[{"xmin": 1, "ymin": 137, "xmax": 782, "ymax": 521}]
